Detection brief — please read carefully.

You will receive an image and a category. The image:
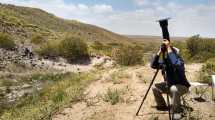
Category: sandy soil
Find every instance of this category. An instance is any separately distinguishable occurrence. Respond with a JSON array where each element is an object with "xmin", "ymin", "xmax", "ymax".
[{"xmin": 52, "ymin": 63, "xmax": 215, "ymax": 120}]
